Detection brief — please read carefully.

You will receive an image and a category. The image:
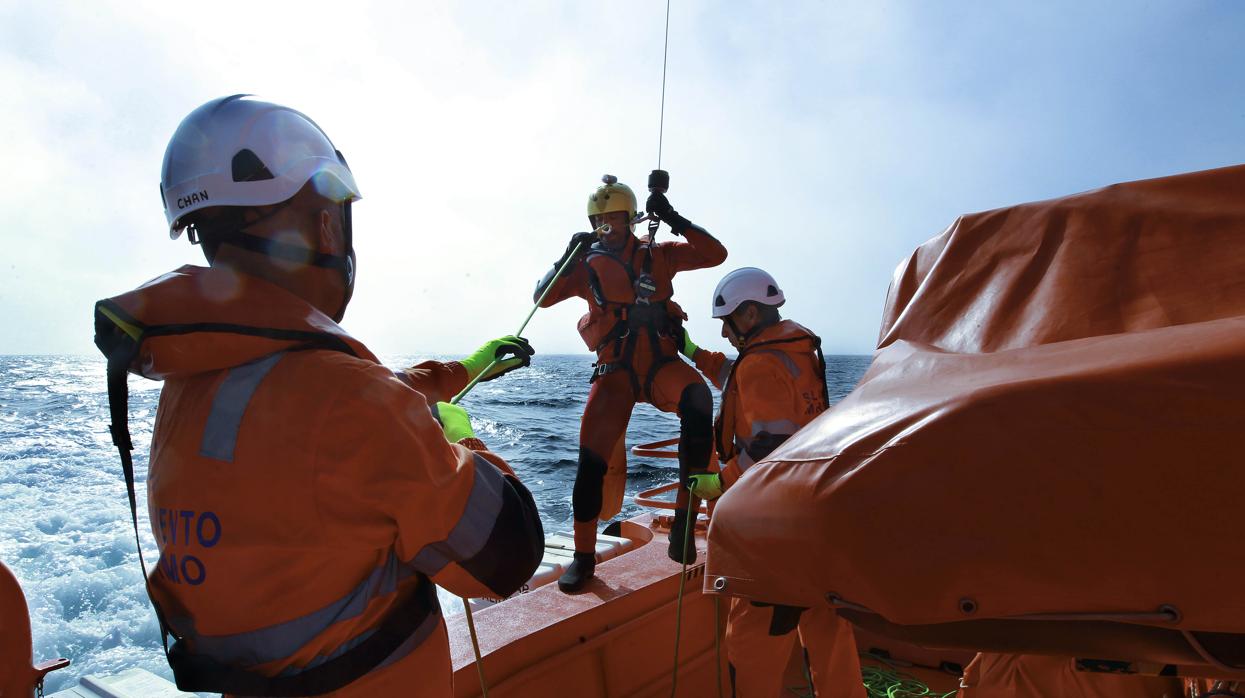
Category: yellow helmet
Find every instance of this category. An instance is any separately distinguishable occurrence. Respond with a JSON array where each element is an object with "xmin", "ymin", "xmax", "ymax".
[{"xmin": 587, "ymin": 174, "xmax": 637, "ymax": 222}]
